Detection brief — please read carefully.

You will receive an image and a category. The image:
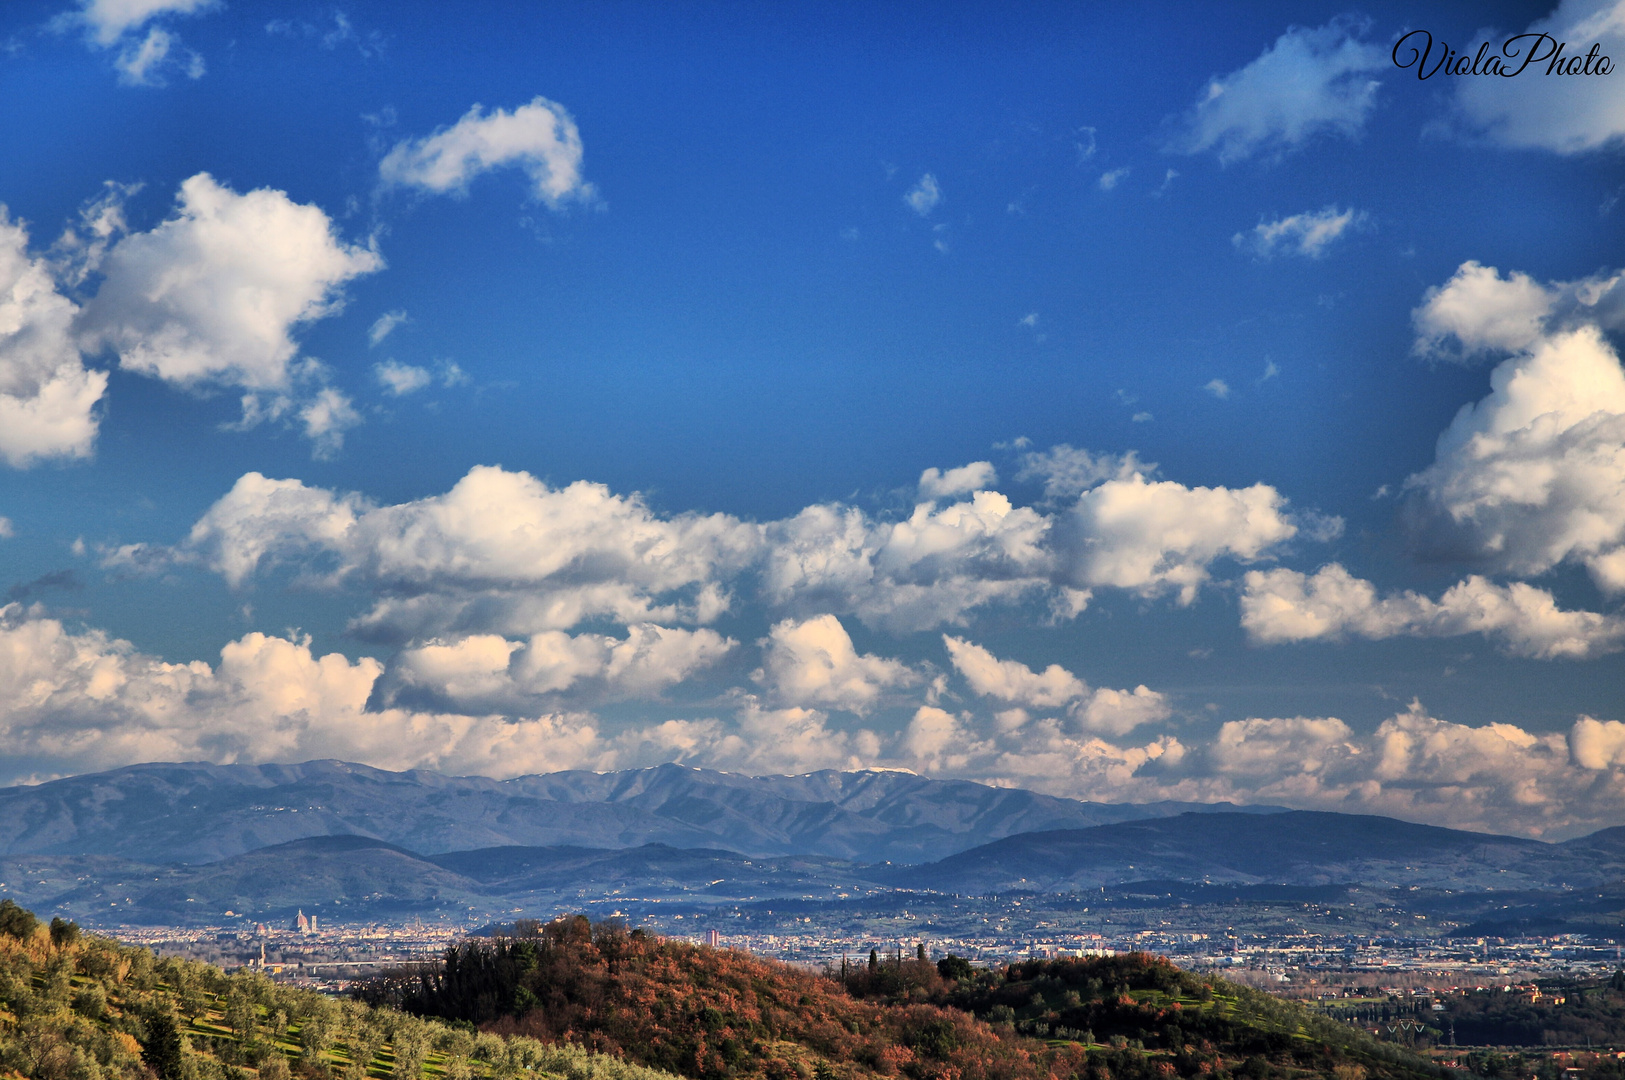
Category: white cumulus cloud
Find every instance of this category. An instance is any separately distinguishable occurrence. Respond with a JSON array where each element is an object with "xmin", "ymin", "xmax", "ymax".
[
  {"xmin": 78, "ymin": 173, "xmax": 382, "ymax": 391},
  {"xmin": 942, "ymin": 635, "xmax": 1083, "ymax": 708},
  {"xmin": 161, "ymin": 451, "xmax": 1328, "ymax": 652},
  {"xmin": 378, "ymin": 624, "xmax": 734, "ymax": 712},
  {"xmin": 1169, "ymin": 17, "xmax": 1386, "ymax": 164},
  {"xmin": 1051, "ymin": 472, "xmax": 1300, "ymax": 604},
  {"xmin": 942, "ymin": 635, "xmax": 1170, "ymax": 736},
  {"xmin": 1242, "ymin": 564, "xmax": 1625, "ymax": 659},
  {"xmin": 0, "ymin": 212, "xmax": 107, "ymax": 467},
  {"xmin": 755, "ymin": 614, "xmax": 917, "ymax": 712},
  {"xmin": 182, "ymin": 466, "xmax": 757, "ymax": 642},
  {"xmin": 380, "ymin": 97, "xmax": 595, "ymax": 207},
  {"xmin": 1404, "ymin": 264, "xmax": 1625, "ymax": 593},
  {"xmin": 918, "ymin": 461, "xmax": 997, "ymax": 500}
]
